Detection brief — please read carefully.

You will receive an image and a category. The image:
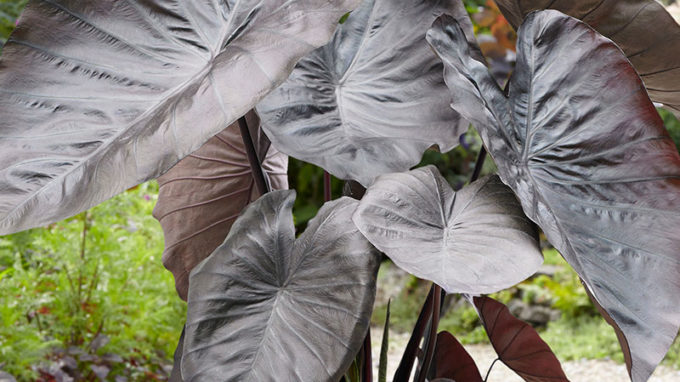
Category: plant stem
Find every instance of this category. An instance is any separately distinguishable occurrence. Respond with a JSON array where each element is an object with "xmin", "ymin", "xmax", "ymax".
[
  {"xmin": 416, "ymin": 284, "xmax": 442, "ymax": 382},
  {"xmin": 470, "ymin": 146, "xmax": 487, "ymax": 183},
  {"xmin": 324, "ymin": 171, "xmax": 332, "ymax": 202},
  {"xmin": 362, "ymin": 328, "xmax": 373, "ymax": 382},
  {"xmin": 484, "ymin": 358, "xmax": 500, "ymax": 382},
  {"xmin": 77, "ymin": 212, "xmax": 89, "ymax": 304},
  {"xmin": 238, "ymin": 116, "xmax": 271, "ymax": 195},
  {"xmin": 393, "ymin": 285, "xmax": 435, "ymax": 382}
]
